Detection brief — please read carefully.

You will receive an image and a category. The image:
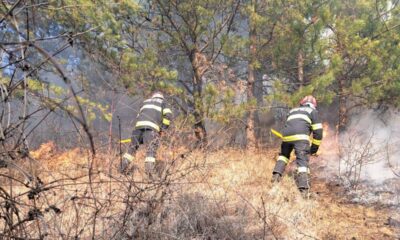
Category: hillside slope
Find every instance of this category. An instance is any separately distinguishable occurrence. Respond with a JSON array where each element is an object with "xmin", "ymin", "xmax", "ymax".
[{"xmin": 1, "ymin": 143, "xmax": 397, "ymax": 239}]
